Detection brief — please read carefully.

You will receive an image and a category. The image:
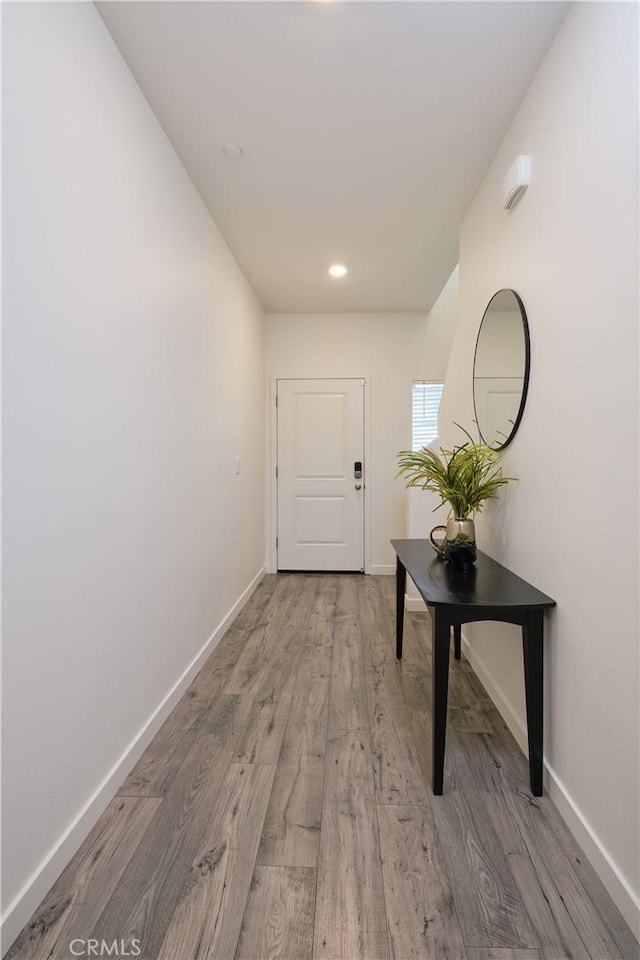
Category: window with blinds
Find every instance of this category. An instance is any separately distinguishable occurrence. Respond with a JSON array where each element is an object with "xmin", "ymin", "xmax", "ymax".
[{"xmin": 412, "ymin": 381, "xmax": 444, "ymax": 451}]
